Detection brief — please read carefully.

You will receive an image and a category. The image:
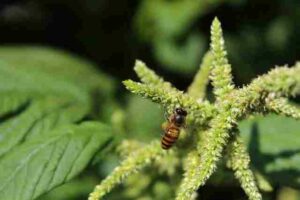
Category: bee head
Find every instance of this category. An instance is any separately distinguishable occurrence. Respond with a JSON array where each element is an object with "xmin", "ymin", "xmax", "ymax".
[
  {"xmin": 175, "ymin": 108, "xmax": 187, "ymax": 116},
  {"xmin": 174, "ymin": 108, "xmax": 187, "ymax": 125}
]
